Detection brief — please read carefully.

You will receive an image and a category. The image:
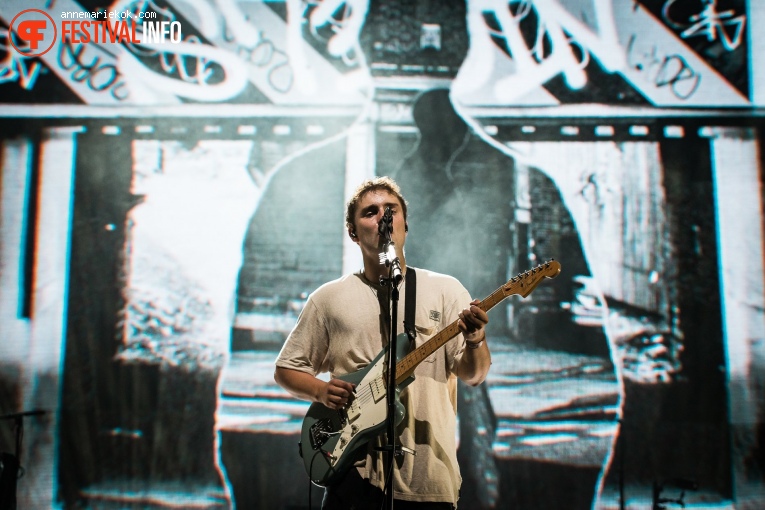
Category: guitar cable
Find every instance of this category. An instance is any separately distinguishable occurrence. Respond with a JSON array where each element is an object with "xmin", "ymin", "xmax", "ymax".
[
  {"xmin": 308, "ymin": 450, "xmax": 321, "ymax": 509},
  {"xmin": 308, "ymin": 445, "xmax": 341, "ymax": 509}
]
